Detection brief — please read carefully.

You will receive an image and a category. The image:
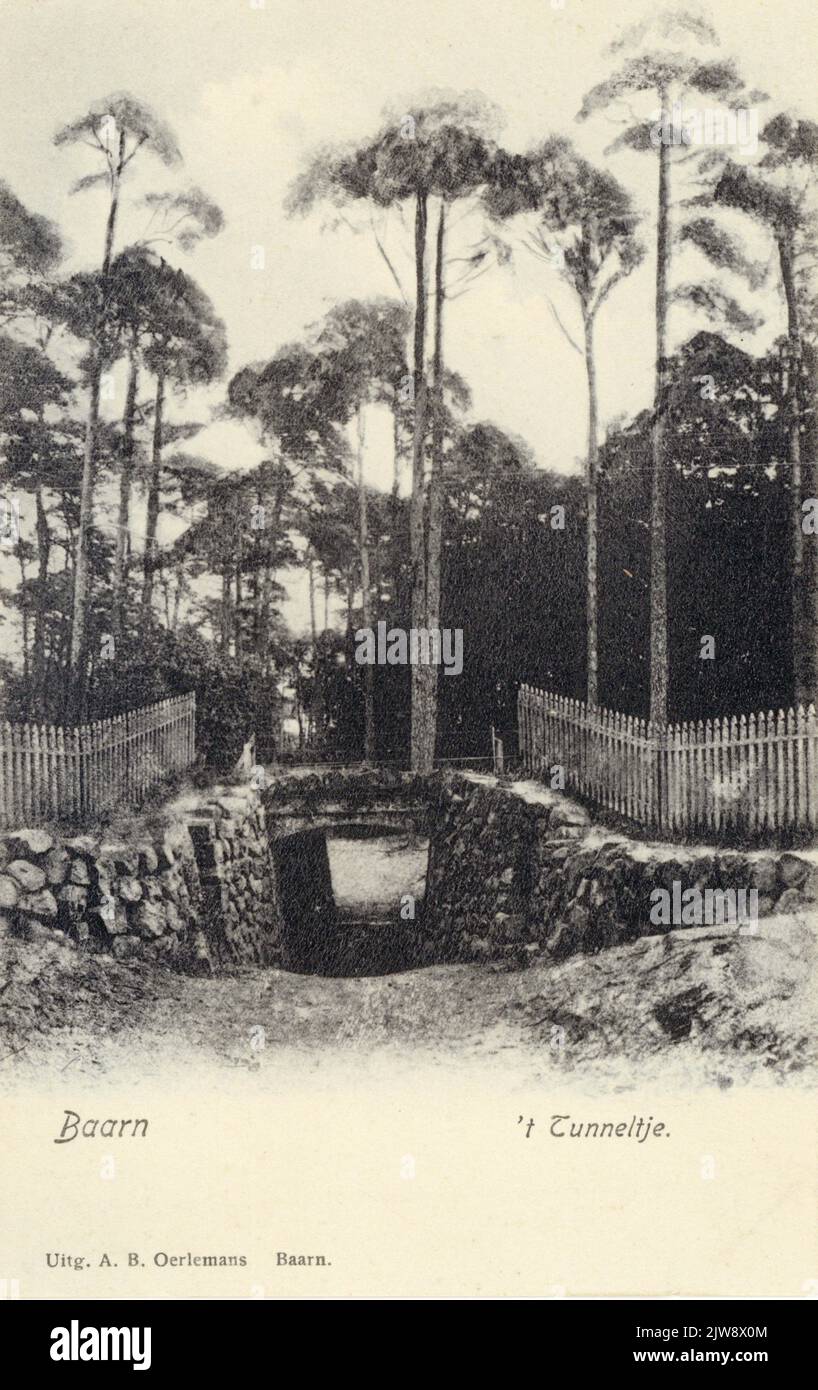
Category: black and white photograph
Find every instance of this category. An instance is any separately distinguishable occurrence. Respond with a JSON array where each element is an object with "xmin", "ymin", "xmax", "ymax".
[{"xmin": 0, "ymin": 0, "xmax": 816, "ymax": 1316}]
